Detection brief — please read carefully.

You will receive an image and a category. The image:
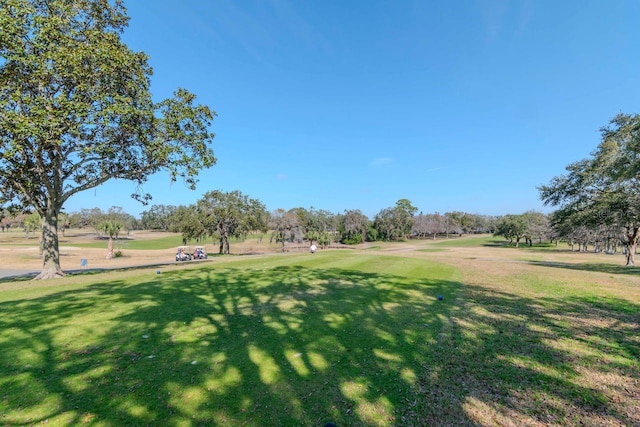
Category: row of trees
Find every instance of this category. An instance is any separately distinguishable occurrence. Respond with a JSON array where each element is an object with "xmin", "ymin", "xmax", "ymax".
[
  {"xmin": 540, "ymin": 113, "xmax": 640, "ymax": 265},
  {"xmin": 6, "ymin": 196, "xmax": 633, "ymax": 261},
  {"xmin": 5, "ymin": 195, "xmax": 499, "ymax": 255},
  {"xmin": 2, "ymin": 1, "xmax": 638, "ymax": 278},
  {"xmin": 493, "ymin": 211, "xmax": 550, "ymax": 247},
  {"xmin": 136, "ymin": 196, "xmax": 502, "ymax": 253}
]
